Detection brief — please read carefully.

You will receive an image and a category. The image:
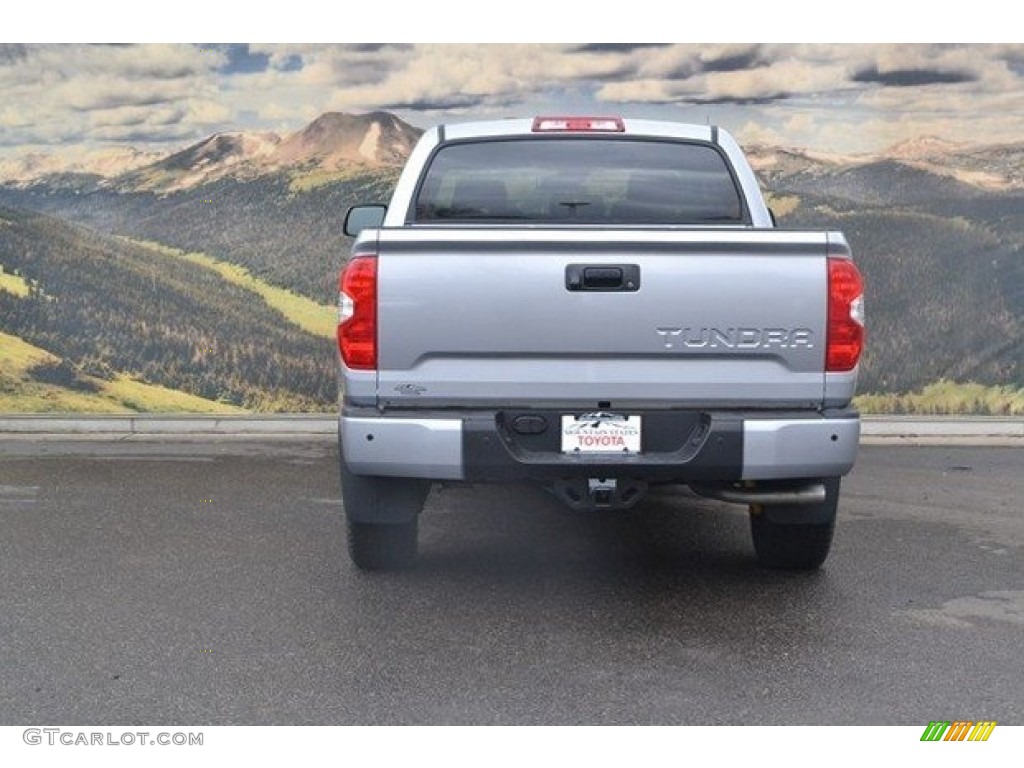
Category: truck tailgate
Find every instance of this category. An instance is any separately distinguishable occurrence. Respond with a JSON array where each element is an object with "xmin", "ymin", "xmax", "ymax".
[{"xmin": 375, "ymin": 228, "xmax": 830, "ymax": 409}]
